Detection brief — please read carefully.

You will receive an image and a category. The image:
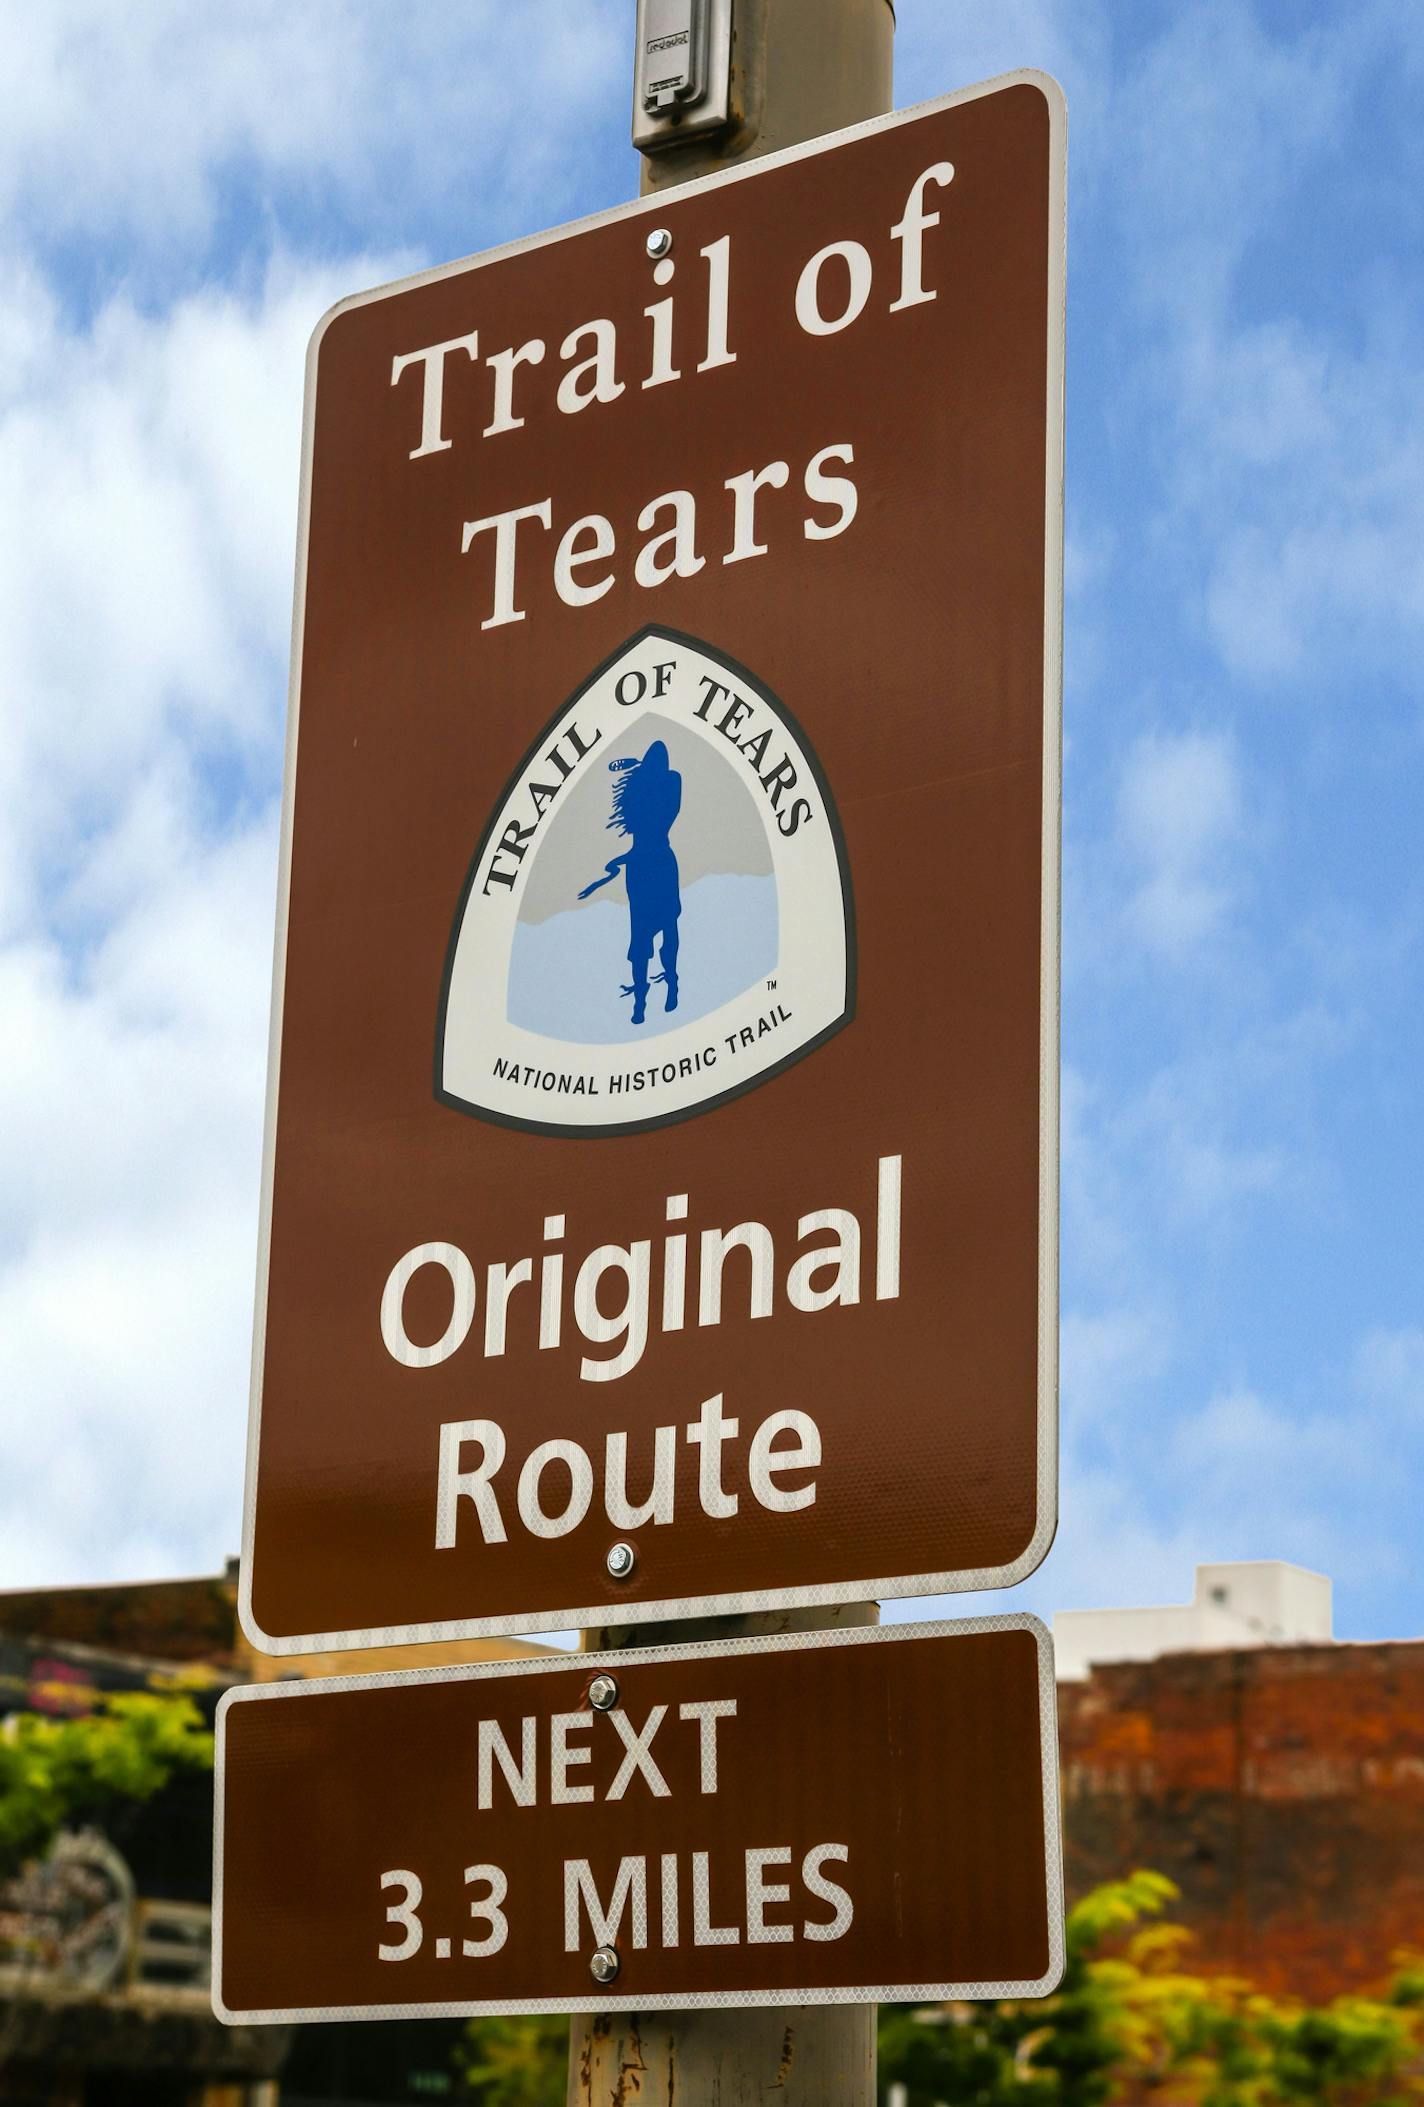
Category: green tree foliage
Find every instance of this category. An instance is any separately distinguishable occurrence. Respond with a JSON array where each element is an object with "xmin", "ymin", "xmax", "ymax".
[
  {"xmin": 1255, "ymin": 1996, "xmax": 1421, "ymax": 2107},
  {"xmin": 453, "ymin": 1881, "xmax": 1424, "ymax": 2107},
  {"xmin": 0, "ymin": 1694, "xmax": 213, "ymax": 1879},
  {"xmin": 878, "ymin": 1873, "xmax": 1424, "ymax": 2106},
  {"xmin": 456, "ymin": 2013, "xmax": 568, "ymax": 2107}
]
